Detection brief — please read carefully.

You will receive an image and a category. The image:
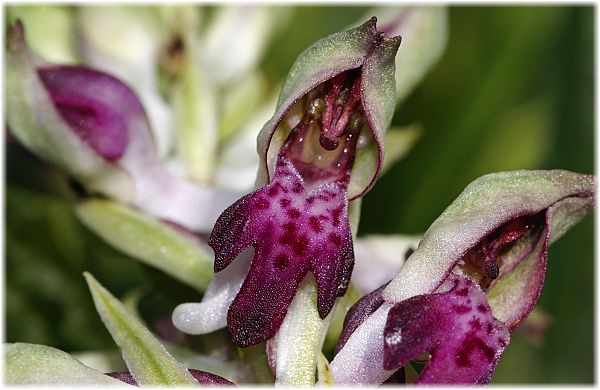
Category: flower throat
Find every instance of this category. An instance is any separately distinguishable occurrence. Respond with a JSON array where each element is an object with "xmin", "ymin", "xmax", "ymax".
[{"xmin": 277, "ymin": 69, "xmax": 364, "ymax": 188}]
